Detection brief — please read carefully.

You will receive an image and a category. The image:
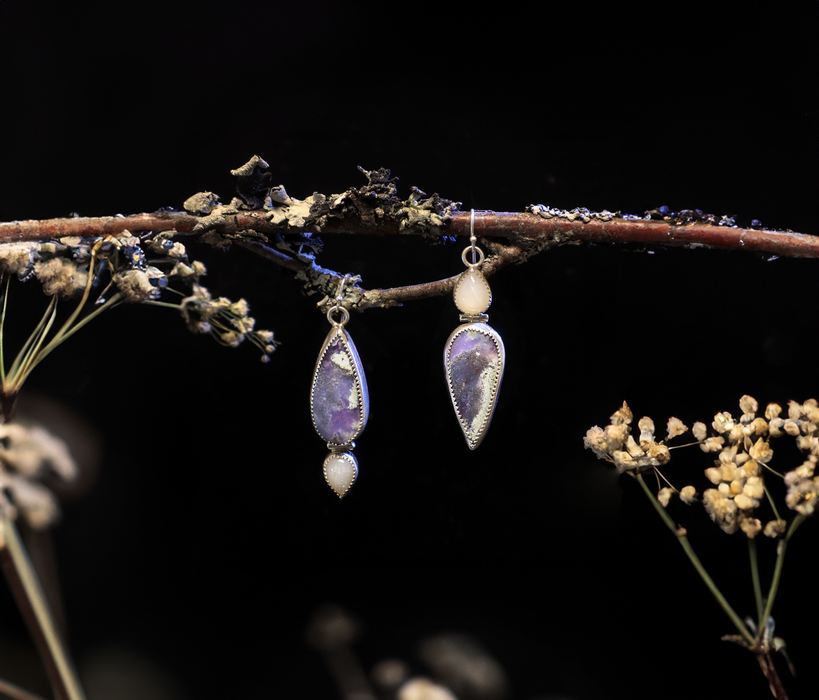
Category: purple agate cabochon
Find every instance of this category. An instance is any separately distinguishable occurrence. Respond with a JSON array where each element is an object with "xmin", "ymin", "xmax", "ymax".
[
  {"xmin": 312, "ymin": 330, "xmax": 368, "ymax": 444},
  {"xmin": 445, "ymin": 324, "xmax": 504, "ymax": 444}
]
